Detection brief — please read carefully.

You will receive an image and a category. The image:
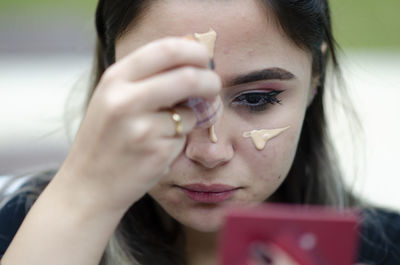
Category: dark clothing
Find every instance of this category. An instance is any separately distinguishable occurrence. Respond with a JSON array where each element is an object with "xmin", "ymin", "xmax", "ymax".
[
  {"xmin": 1, "ymin": 188, "xmax": 400, "ymax": 264},
  {"xmin": 357, "ymin": 208, "xmax": 400, "ymax": 264},
  {"xmin": 0, "ymin": 194, "xmax": 29, "ymax": 256}
]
